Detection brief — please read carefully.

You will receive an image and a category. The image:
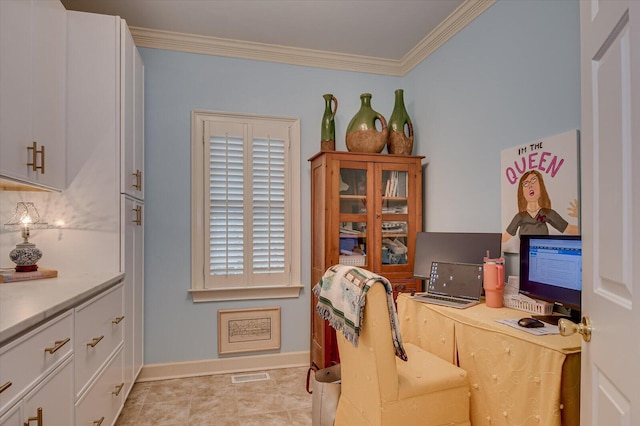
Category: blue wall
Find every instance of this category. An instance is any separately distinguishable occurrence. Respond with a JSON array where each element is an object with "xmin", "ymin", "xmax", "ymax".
[
  {"xmin": 141, "ymin": 0, "xmax": 580, "ymax": 364},
  {"xmin": 407, "ymin": 0, "xmax": 580, "ymax": 232}
]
